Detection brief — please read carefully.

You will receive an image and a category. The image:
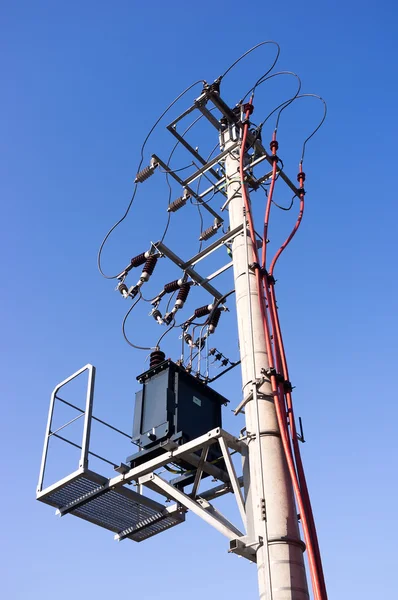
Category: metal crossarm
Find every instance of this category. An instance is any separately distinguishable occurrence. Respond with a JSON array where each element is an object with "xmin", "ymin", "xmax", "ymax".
[{"xmin": 152, "ymin": 154, "xmax": 223, "ymax": 222}]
